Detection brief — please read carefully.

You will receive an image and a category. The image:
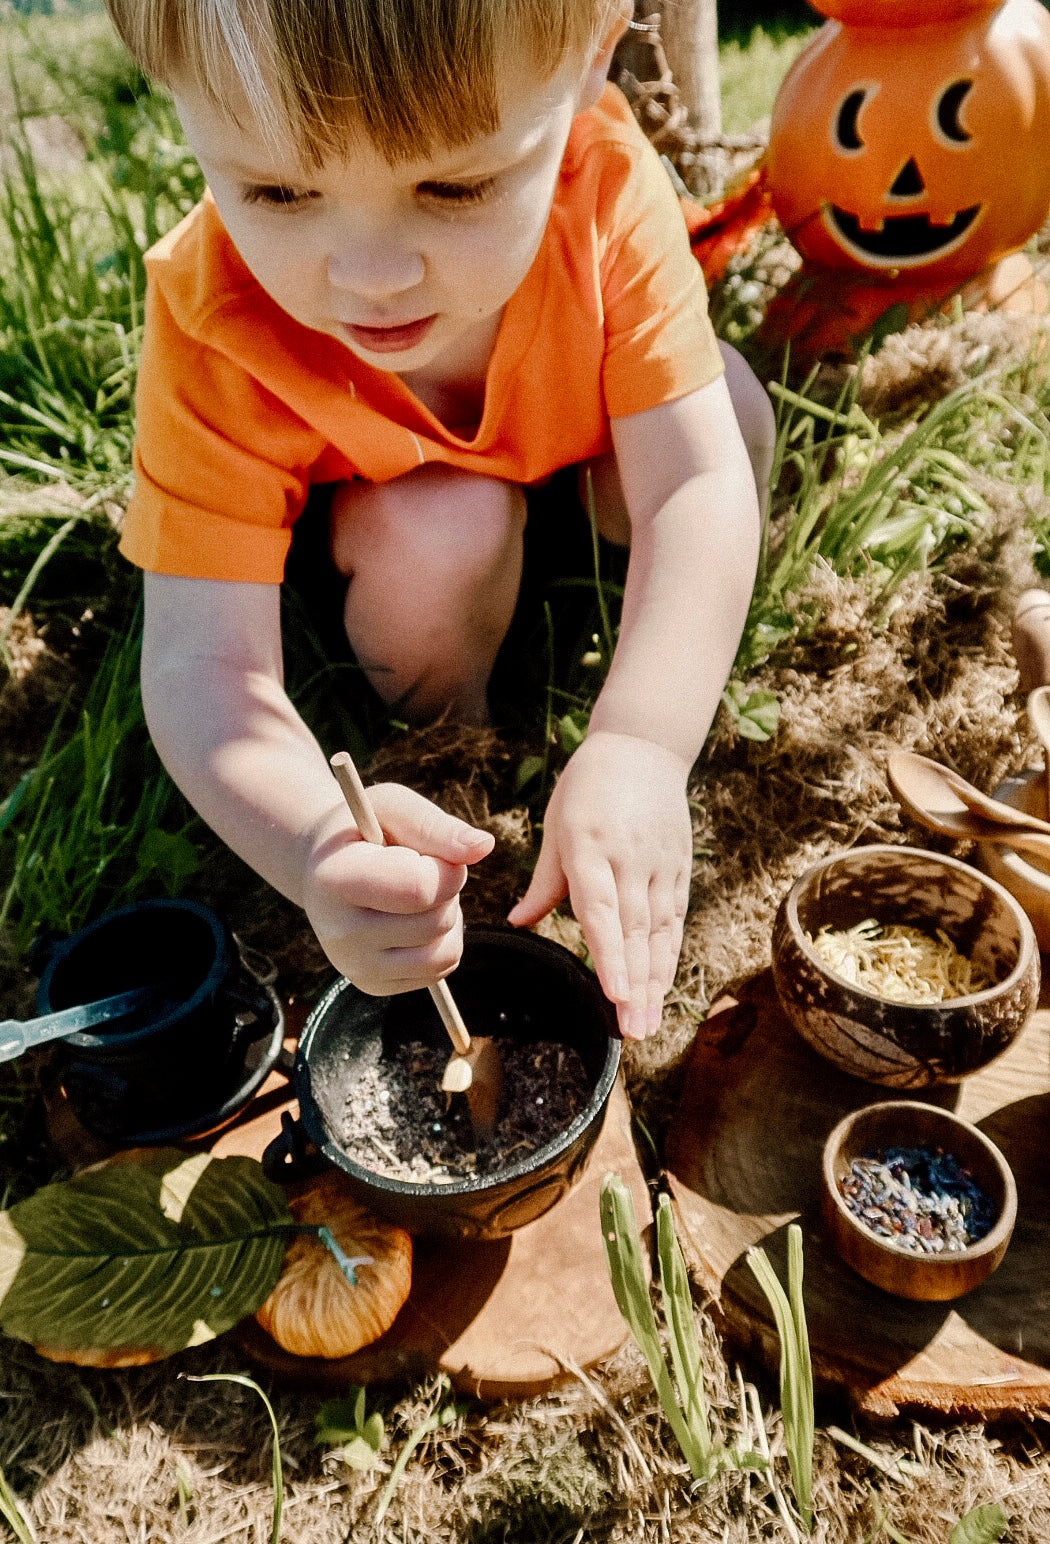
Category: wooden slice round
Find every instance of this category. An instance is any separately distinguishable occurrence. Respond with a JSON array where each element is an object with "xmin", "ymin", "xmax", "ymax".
[
  {"xmin": 665, "ymin": 971, "xmax": 1050, "ymax": 1418},
  {"xmin": 231, "ymin": 1074, "xmax": 648, "ymax": 1400}
]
